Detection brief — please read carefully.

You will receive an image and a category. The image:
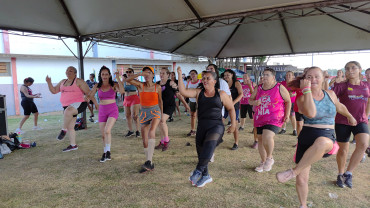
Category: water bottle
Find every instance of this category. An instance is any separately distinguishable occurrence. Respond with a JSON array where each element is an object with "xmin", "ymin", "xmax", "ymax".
[{"xmin": 16, "ymin": 132, "xmax": 22, "ymax": 143}]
